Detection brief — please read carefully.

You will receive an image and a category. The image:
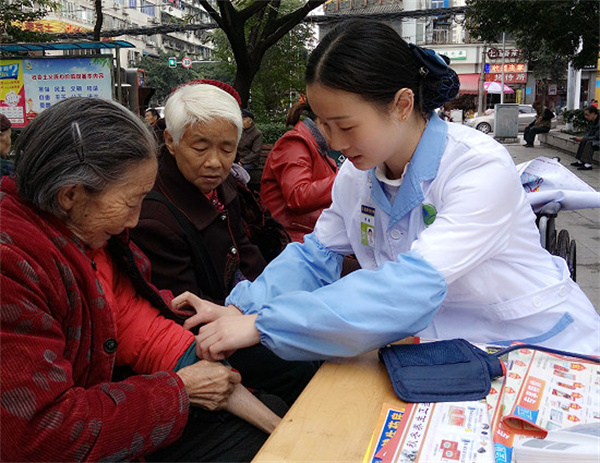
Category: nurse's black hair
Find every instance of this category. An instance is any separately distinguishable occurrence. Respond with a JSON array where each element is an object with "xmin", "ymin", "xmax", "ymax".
[{"xmin": 305, "ymin": 19, "xmax": 459, "ymax": 115}]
